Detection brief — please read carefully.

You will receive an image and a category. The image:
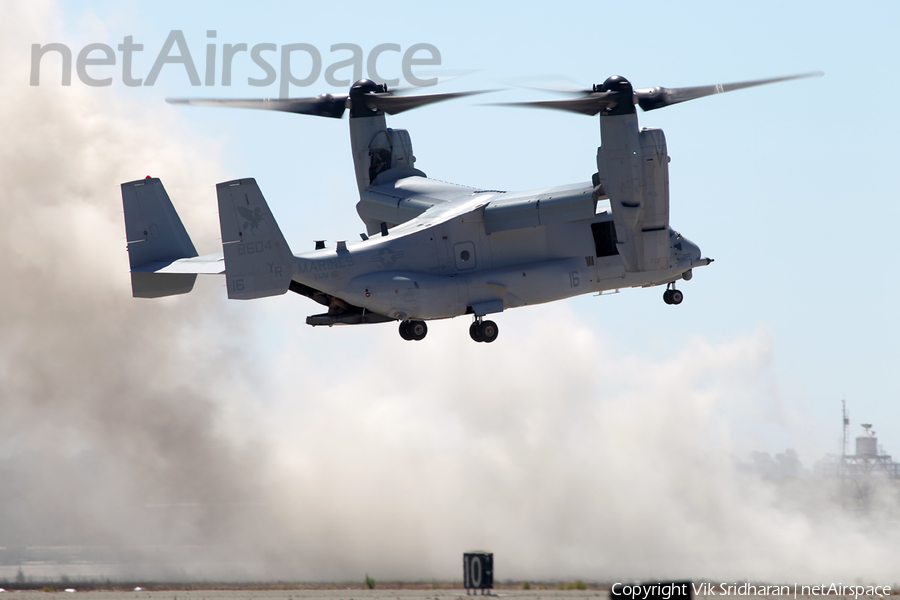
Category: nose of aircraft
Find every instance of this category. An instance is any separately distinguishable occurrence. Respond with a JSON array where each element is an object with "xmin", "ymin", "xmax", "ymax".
[{"xmin": 673, "ymin": 231, "xmax": 702, "ymax": 262}]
